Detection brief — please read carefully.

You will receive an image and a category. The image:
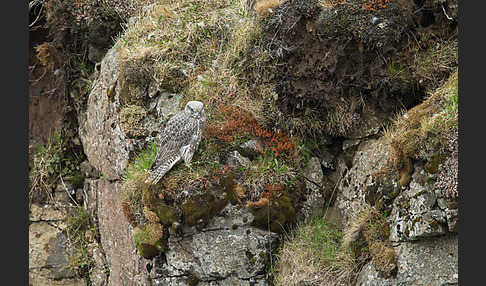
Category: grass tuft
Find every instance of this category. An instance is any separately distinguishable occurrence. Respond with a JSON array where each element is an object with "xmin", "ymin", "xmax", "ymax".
[
  {"xmin": 380, "ymin": 69, "xmax": 458, "ymax": 189},
  {"xmin": 65, "ymin": 206, "xmax": 97, "ymax": 279},
  {"xmin": 120, "ymin": 142, "xmax": 158, "ymax": 226},
  {"xmin": 29, "ymin": 133, "xmax": 80, "ymax": 205},
  {"xmin": 273, "ymin": 211, "xmax": 358, "ymax": 285}
]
